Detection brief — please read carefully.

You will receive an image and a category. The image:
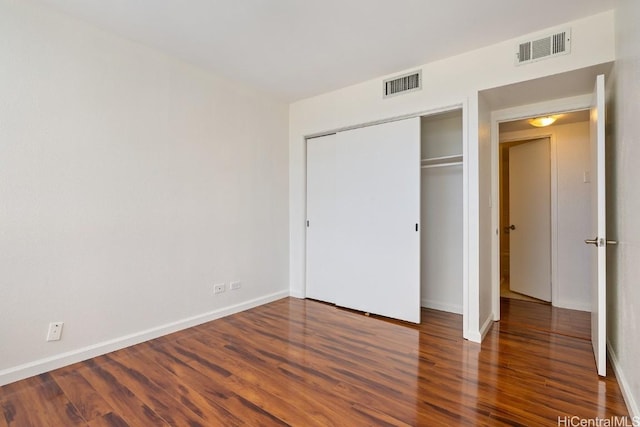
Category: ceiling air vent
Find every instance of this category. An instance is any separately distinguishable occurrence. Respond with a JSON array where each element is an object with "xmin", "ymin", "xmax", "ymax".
[
  {"xmin": 516, "ymin": 28, "xmax": 571, "ymax": 65},
  {"xmin": 383, "ymin": 70, "xmax": 421, "ymax": 98}
]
